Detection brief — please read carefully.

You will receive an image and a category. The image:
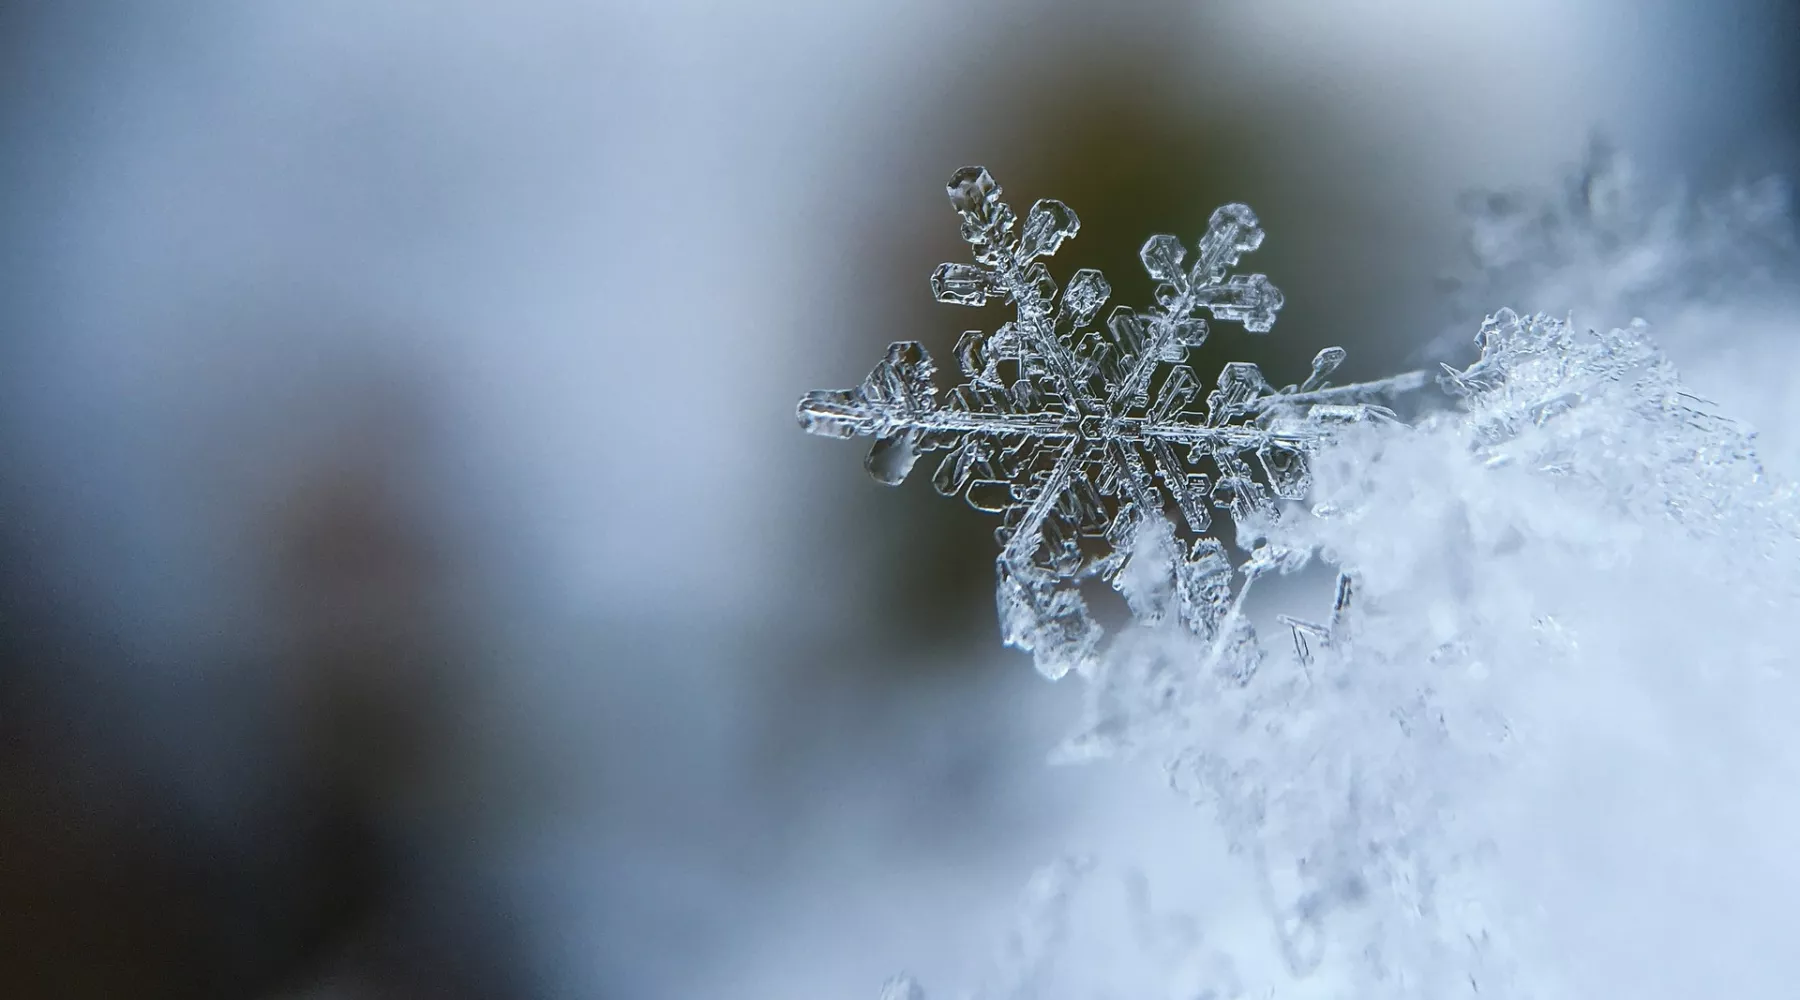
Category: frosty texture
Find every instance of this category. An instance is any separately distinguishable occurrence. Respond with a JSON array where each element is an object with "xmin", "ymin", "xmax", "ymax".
[
  {"xmin": 1437, "ymin": 309, "xmax": 1775, "ymax": 534},
  {"xmin": 1438, "ymin": 138, "xmax": 1797, "ymax": 355},
  {"xmin": 798, "ymin": 167, "xmax": 1423, "ymax": 678},
  {"xmin": 817, "ymin": 158, "xmax": 1800, "ymax": 1000},
  {"xmin": 1039, "ymin": 308, "xmax": 1800, "ymax": 998},
  {"xmin": 877, "ymin": 976, "xmax": 925, "ymax": 1000}
]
